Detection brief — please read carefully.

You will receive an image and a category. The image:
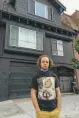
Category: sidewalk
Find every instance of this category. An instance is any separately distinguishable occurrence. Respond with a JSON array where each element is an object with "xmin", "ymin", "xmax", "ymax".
[{"xmin": 0, "ymin": 94, "xmax": 79, "ymax": 118}]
